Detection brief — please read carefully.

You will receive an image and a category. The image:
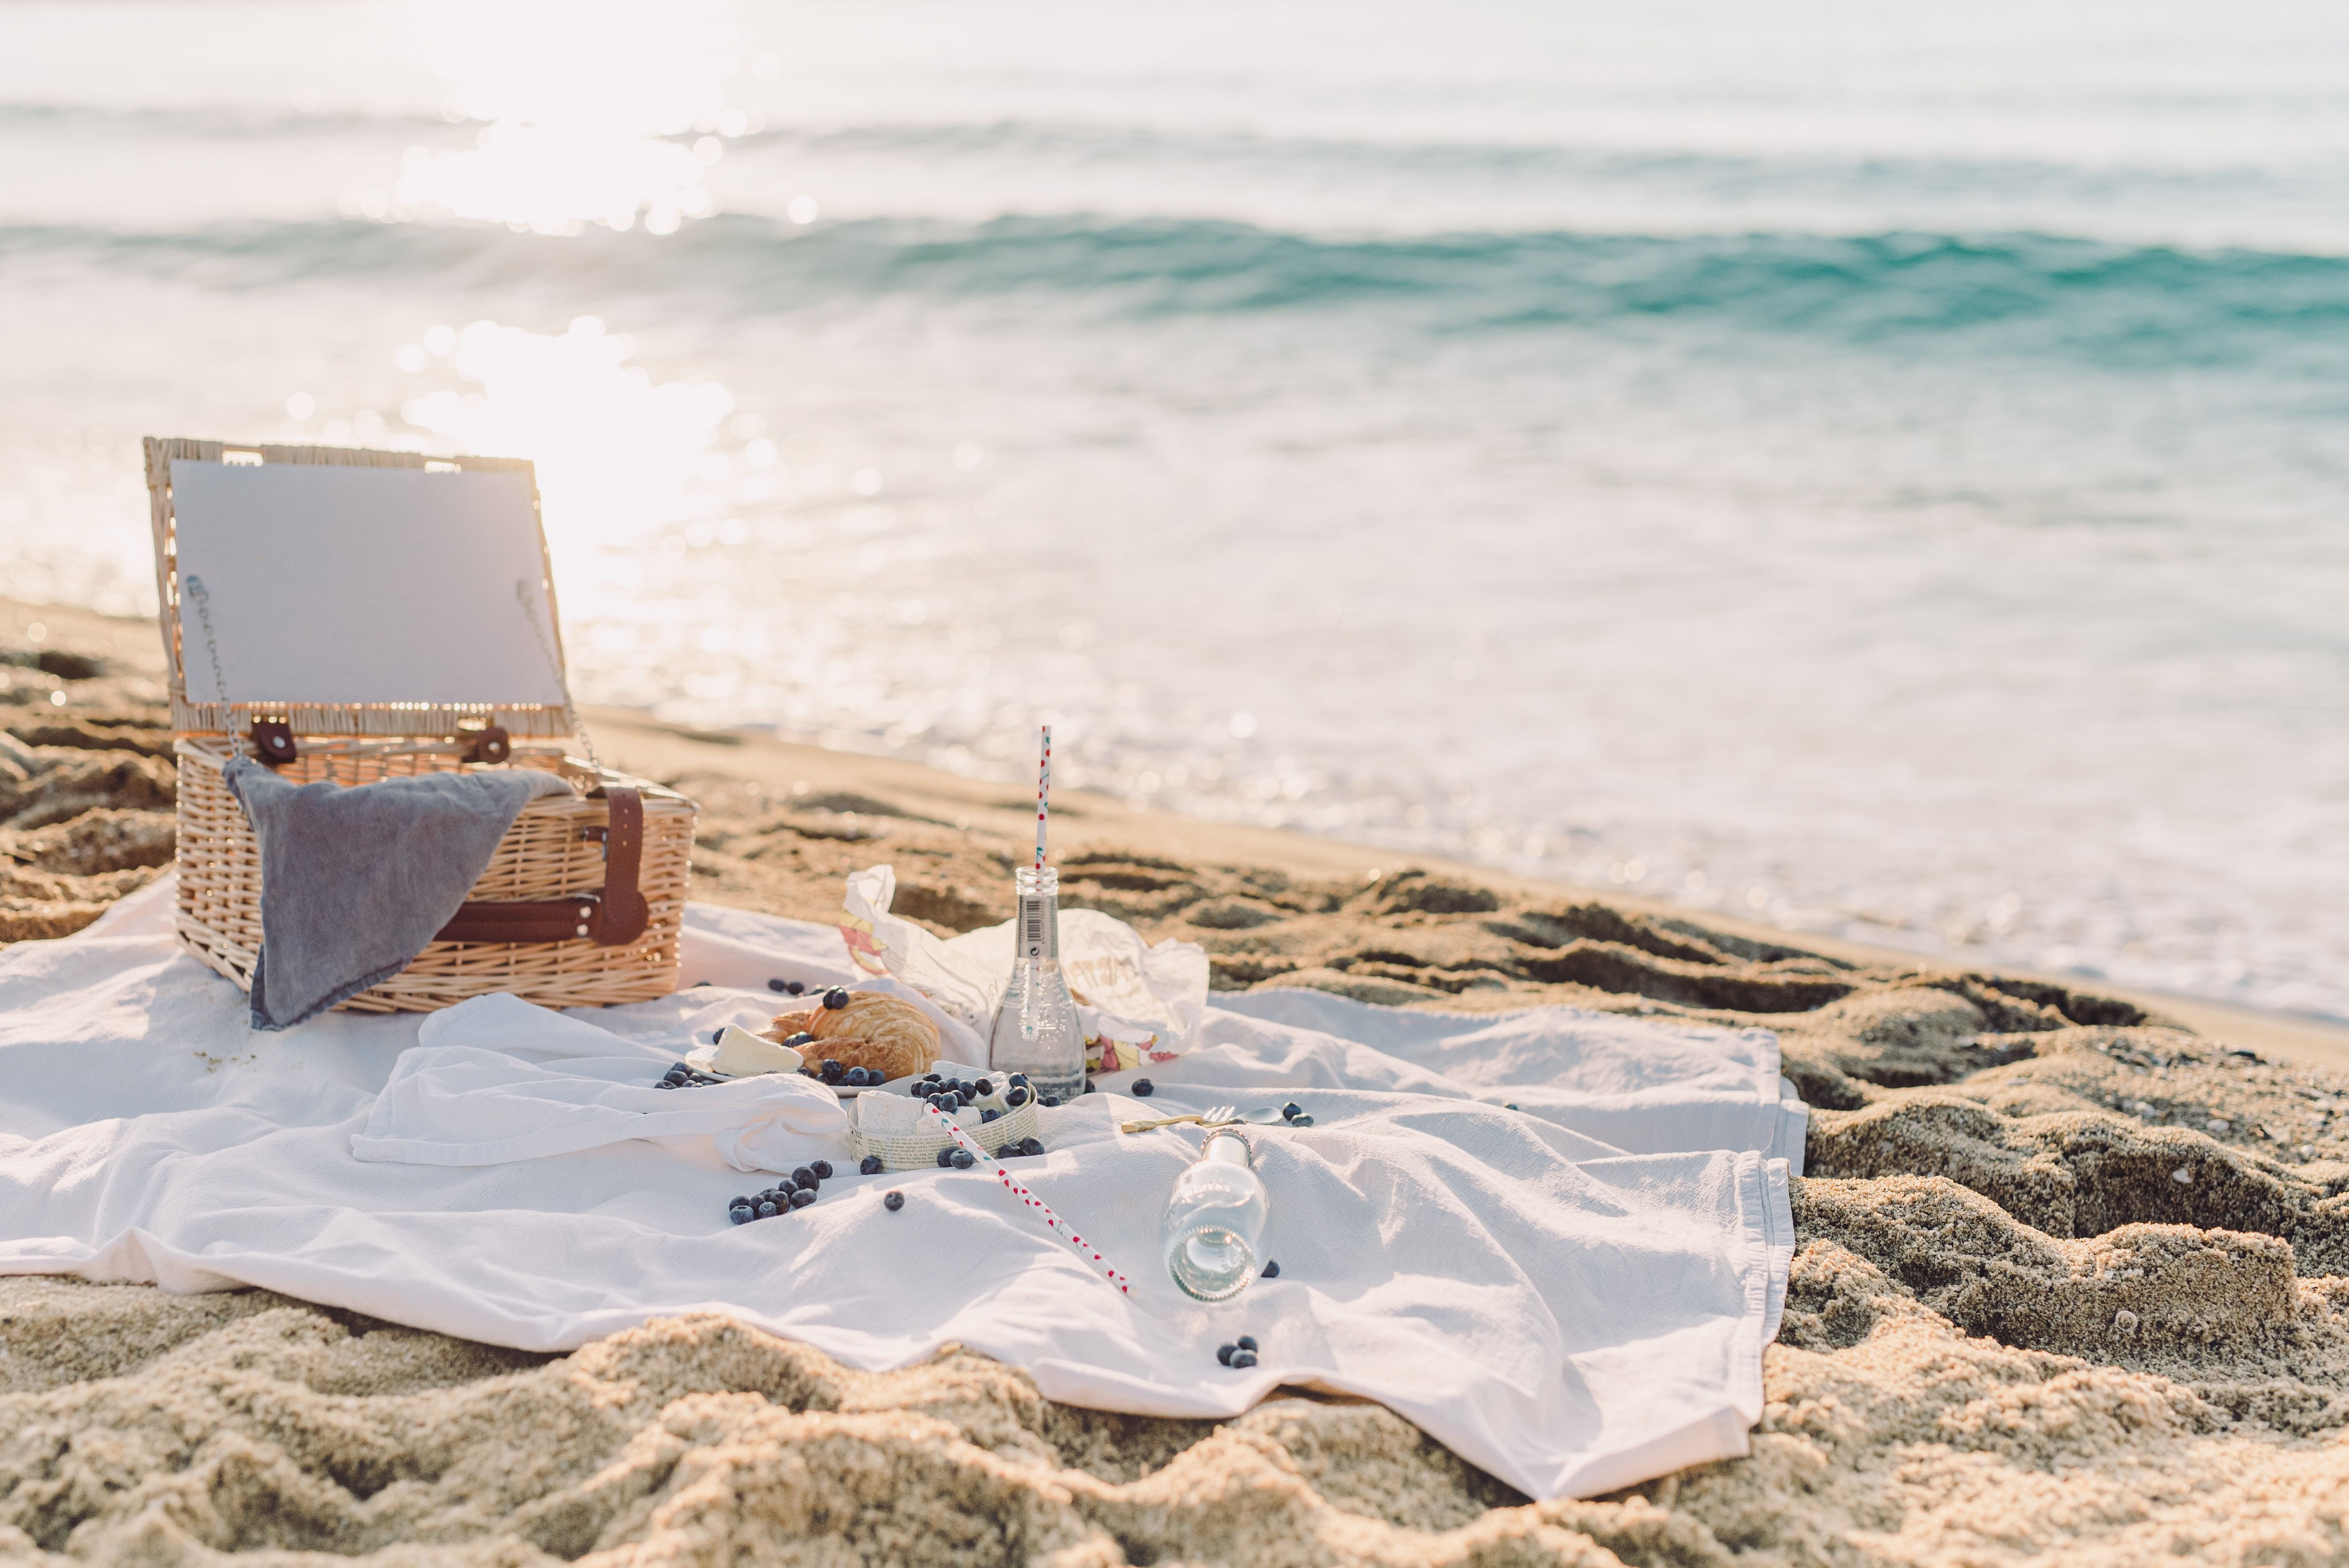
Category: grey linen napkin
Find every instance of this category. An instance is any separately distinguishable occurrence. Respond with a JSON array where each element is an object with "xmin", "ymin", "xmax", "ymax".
[{"xmin": 222, "ymin": 757, "xmax": 575, "ymax": 1030}]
